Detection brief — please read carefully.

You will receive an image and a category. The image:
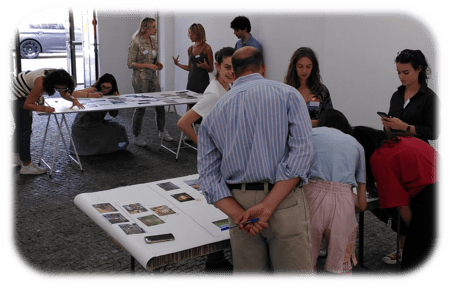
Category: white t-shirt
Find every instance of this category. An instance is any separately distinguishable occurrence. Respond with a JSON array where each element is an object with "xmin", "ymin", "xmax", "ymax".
[{"xmin": 191, "ymin": 79, "xmax": 228, "ymax": 118}]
